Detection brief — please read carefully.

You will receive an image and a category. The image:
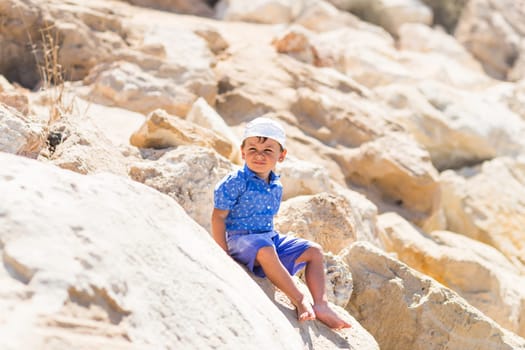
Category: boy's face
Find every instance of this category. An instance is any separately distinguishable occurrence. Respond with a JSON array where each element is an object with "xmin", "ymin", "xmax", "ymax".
[{"xmin": 241, "ymin": 136, "xmax": 287, "ymax": 178}]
